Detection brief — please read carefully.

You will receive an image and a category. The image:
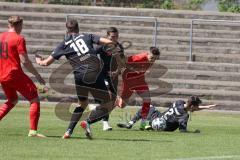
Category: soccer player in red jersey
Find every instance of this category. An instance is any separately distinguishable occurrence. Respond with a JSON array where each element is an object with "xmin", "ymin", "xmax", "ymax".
[
  {"xmin": 0, "ymin": 16, "xmax": 46, "ymax": 137},
  {"xmin": 116, "ymin": 47, "xmax": 160, "ymax": 130}
]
